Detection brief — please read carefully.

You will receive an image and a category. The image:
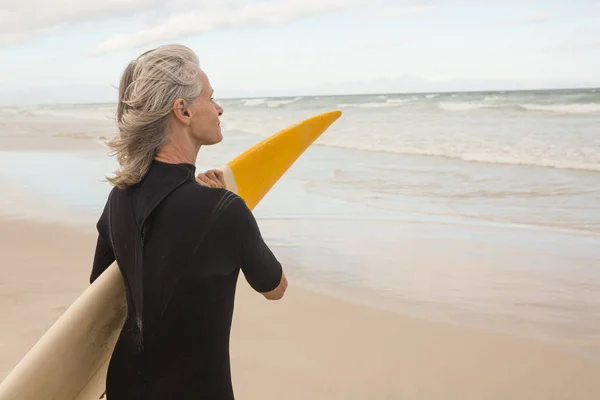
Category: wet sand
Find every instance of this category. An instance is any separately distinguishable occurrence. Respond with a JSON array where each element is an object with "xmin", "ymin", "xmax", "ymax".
[{"xmin": 1, "ymin": 216, "xmax": 599, "ymax": 399}]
